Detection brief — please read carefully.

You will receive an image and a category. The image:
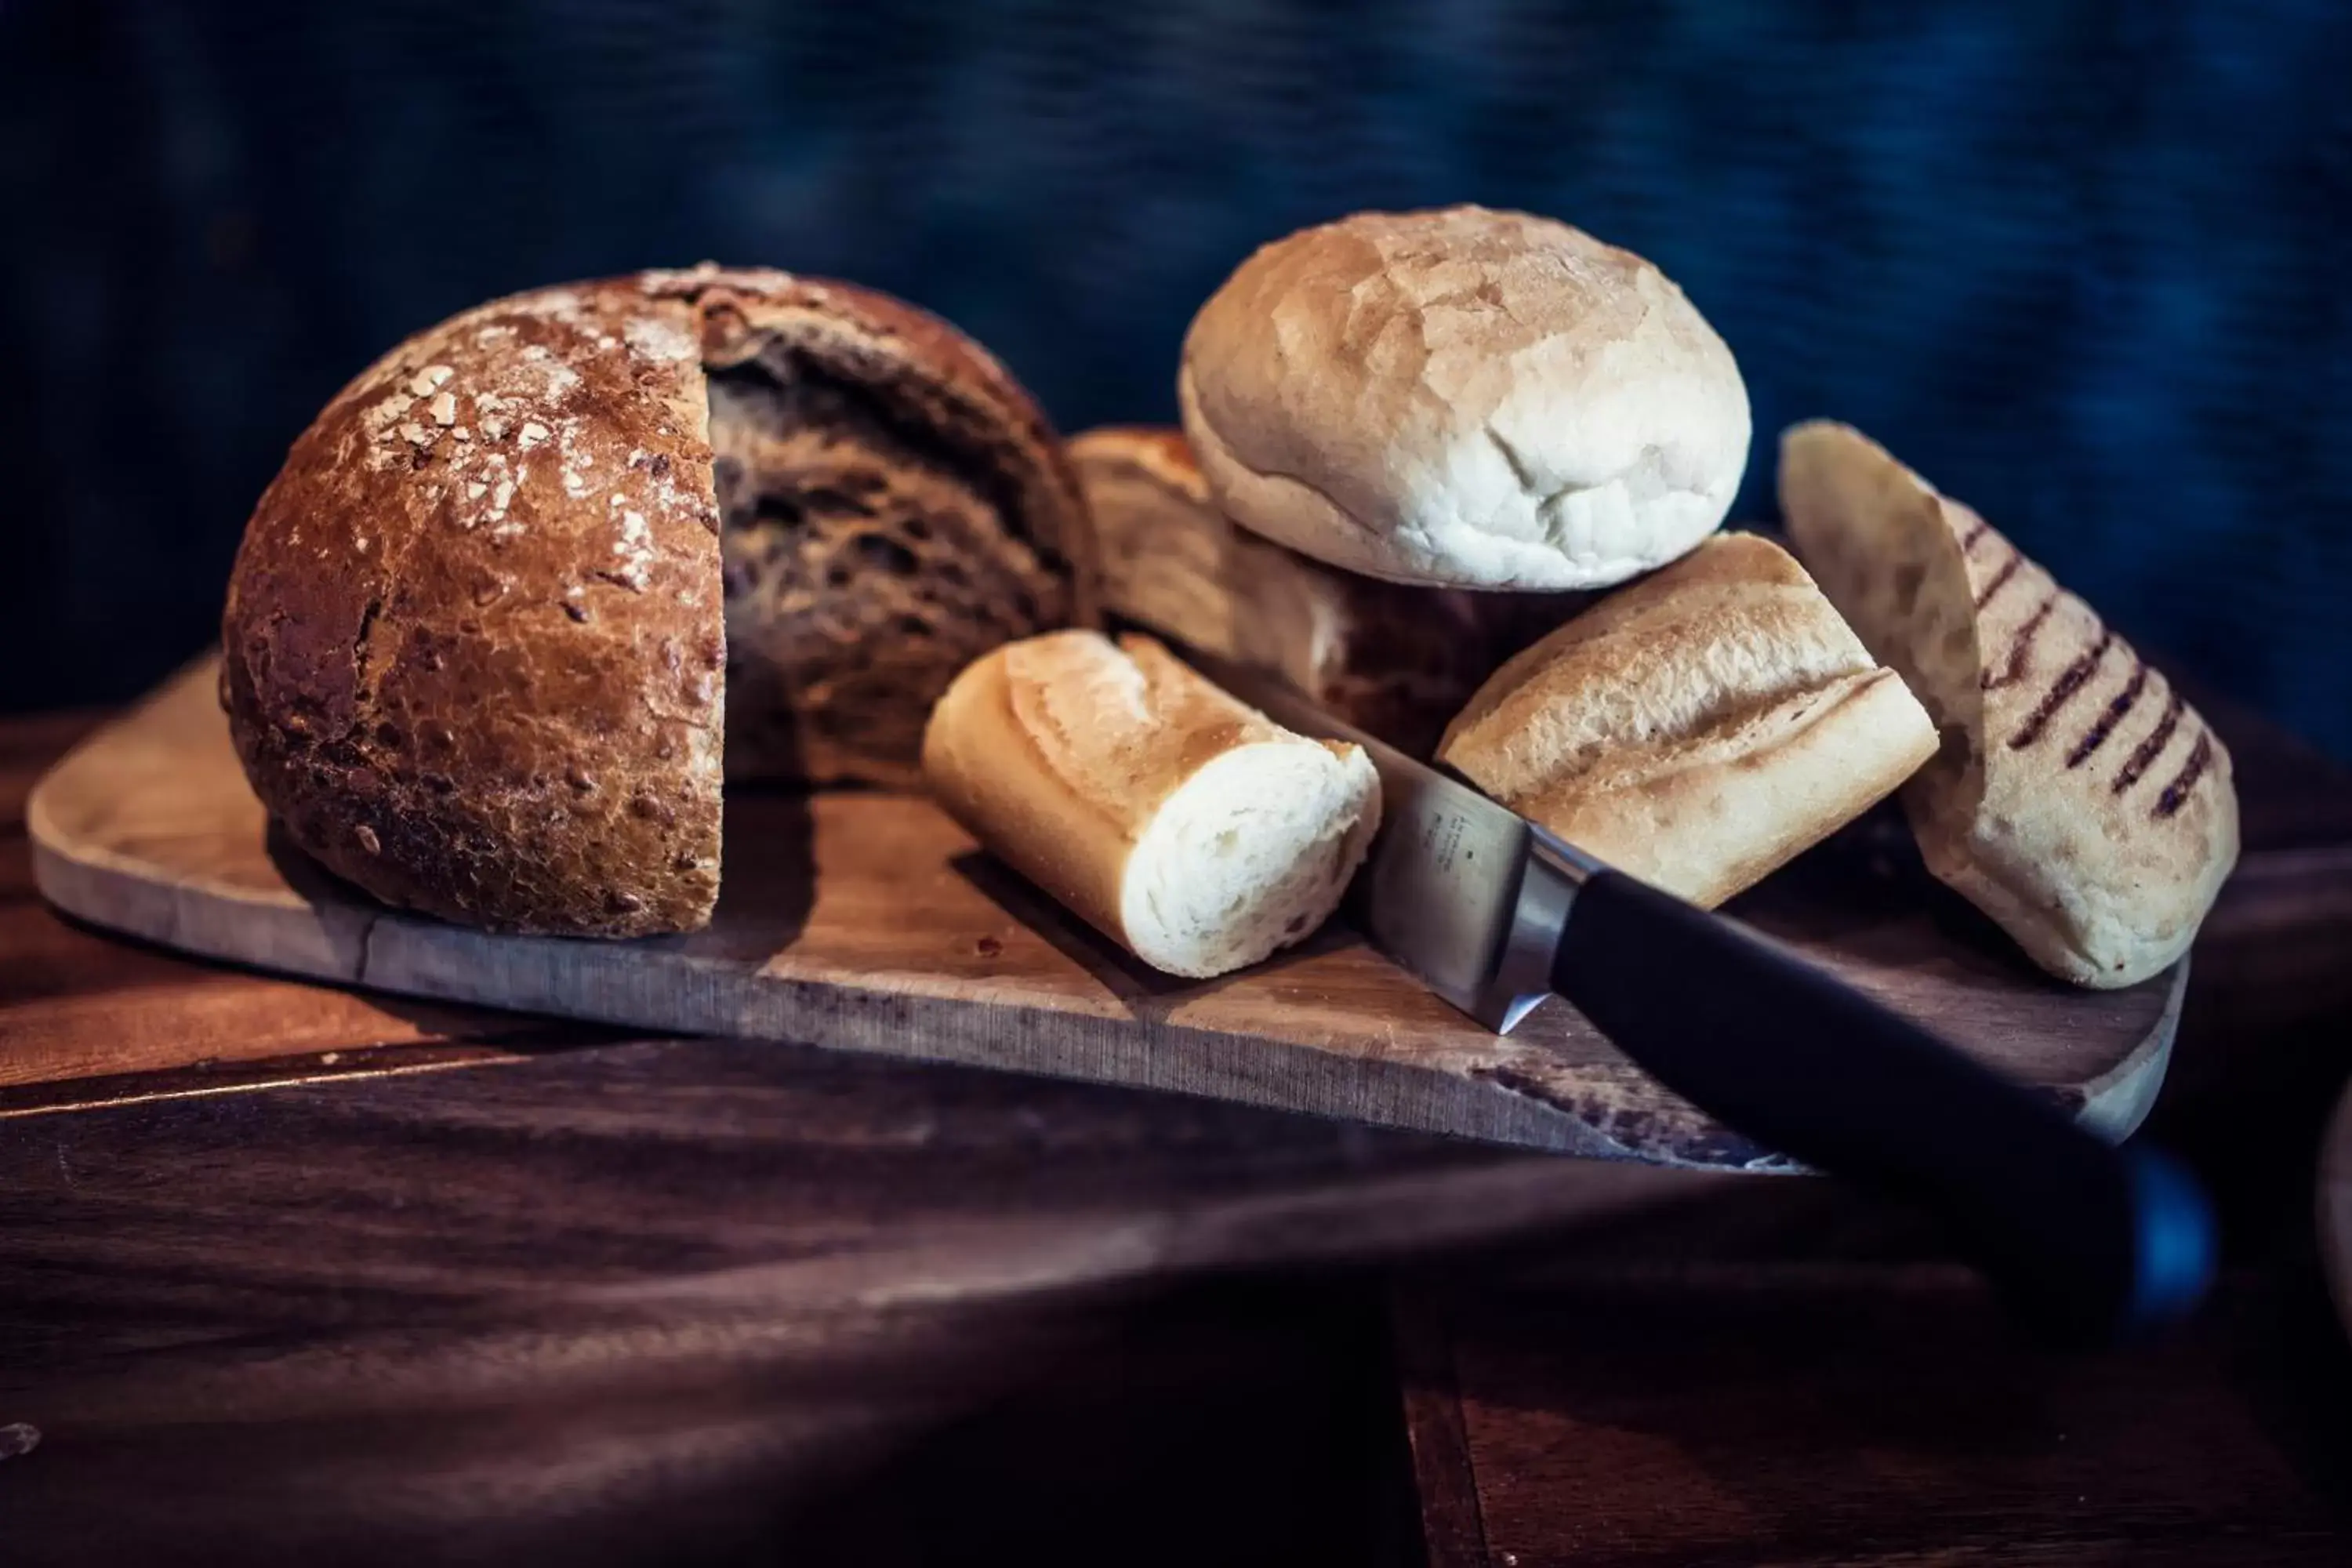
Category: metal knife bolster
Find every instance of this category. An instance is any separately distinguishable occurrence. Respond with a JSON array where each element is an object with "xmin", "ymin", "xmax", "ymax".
[
  {"xmin": 1470, "ymin": 825, "xmax": 1599, "ymax": 1033},
  {"xmin": 1161, "ymin": 642, "xmax": 1606, "ymax": 1033}
]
